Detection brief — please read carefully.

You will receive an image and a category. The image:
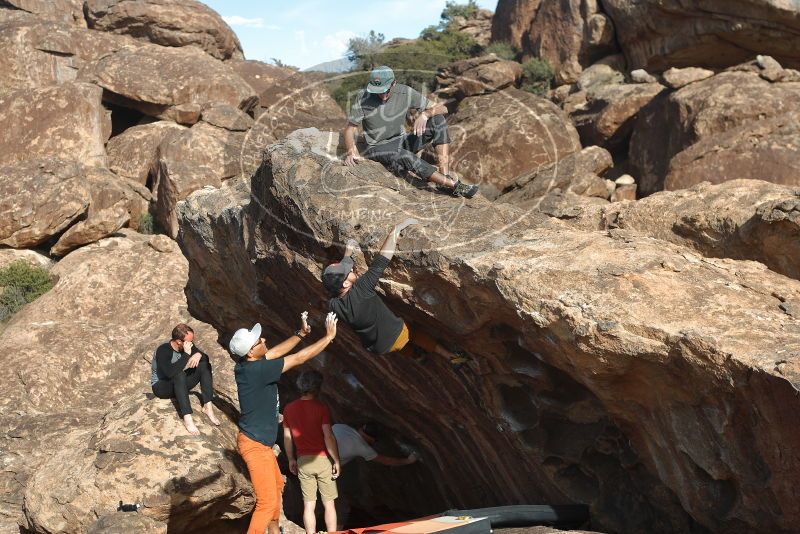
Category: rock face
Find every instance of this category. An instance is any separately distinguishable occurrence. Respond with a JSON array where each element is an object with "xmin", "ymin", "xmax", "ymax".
[
  {"xmin": 491, "ymin": 0, "xmax": 618, "ymax": 84},
  {"xmin": 0, "ymin": 82, "xmax": 108, "ymax": 166},
  {"xmin": 84, "ymin": 0, "xmax": 244, "ymax": 60},
  {"xmin": 107, "ymin": 121, "xmax": 187, "ymax": 185},
  {"xmin": 0, "ymin": 231, "xmax": 251, "ymax": 533},
  {"xmin": 630, "ymin": 69, "xmax": 800, "ymax": 195},
  {"xmin": 569, "ymin": 180, "xmax": 800, "ymax": 282},
  {"xmin": 436, "ymin": 55, "xmax": 523, "ymax": 101},
  {"xmin": 602, "ymin": 0, "xmax": 800, "ymax": 72},
  {"xmin": 447, "ymin": 88, "xmax": 581, "ymax": 195},
  {"xmin": 50, "ymin": 203, "xmax": 130, "ymax": 257},
  {"xmin": 0, "ymin": 0, "xmax": 85, "ymax": 26},
  {"xmin": 0, "ymin": 159, "xmax": 90, "ymax": 247},
  {"xmin": 450, "ymin": 8, "xmax": 493, "ymax": 47},
  {"xmin": 178, "ymin": 129, "xmax": 800, "ymax": 533},
  {"xmin": 80, "ymin": 44, "xmax": 258, "ymax": 123}
]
